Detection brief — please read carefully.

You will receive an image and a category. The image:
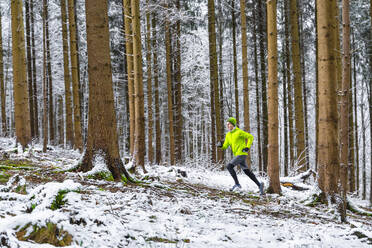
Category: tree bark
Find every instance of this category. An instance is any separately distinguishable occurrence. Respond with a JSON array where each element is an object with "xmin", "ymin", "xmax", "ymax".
[
  {"xmin": 131, "ymin": 0, "xmax": 146, "ymax": 172},
  {"xmin": 252, "ymin": 0, "xmax": 263, "ymax": 173},
  {"xmin": 152, "ymin": 13, "xmax": 161, "ymax": 165},
  {"xmin": 11, "ymin": 0, "xmax": 32, "ymax": 149},
  {"xmin": 316, "ymin": 0, "xmax": 339, "ymax": 199},
  {"xmin": 240, "ymin": 0, "xmax": 251, "ymax": 168},
  {"xmin": 208, "ymin": 0, "xmax": 223, "ymax": 163},
  {"xmin": 42, "ymin": 0, "xmax": 48, "ymax": 152},
  {"xmin": 0, "ymin": 10, "xmax": 6, "ymax": 135},
  {"xmin": 123, "ymin": 0, "xmax": 135, "ymax": 156},
  {"xmin": 266, "ymin": 0, "xmax": 281, "ymax": 194},
  {"xmin": 30, "ymin": 0, "xmax": 39, "ymax": 138},
  {"xmin": 68, "ymin": 0, "xmax": 83, "ymax": 150},
  {"xmin": 165, "ymin": 2, "xmax": 175, "ymax": 165},
  {"xmin": 145, "ymin": 0, "xmax": 153, "ymax": 164},
  {"xmin": 61, "ymin": 0, "xmax": 74, "ymax": 148},
  {"xmin": 231, "ymin": 0, "xmax": 239, "ymax": 126},
  {"xmin": 258, "ymin": 0, "xmax": 268, "ymax": 173},
  {"xmin": 25, "ymin": 0, "xmax": 35, "ymax": 138},
  {"xmin": 339, "ymin": 0, "xmax": 351, "ymax": 221},
  {"xmin": 45, "ymin": 0, "xmax": 55, "ymax": 144},
  {"xmin": 81, "ymin": 0, "xmax": 131, "ymax": 181},
  {"xmin": 289, "ymin": 0, "xmax": 306, "ymax": 172}
]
